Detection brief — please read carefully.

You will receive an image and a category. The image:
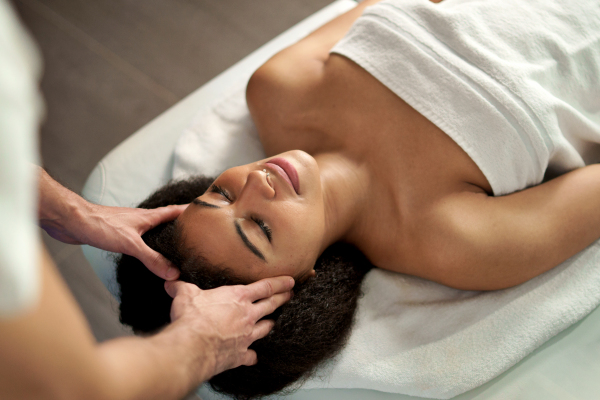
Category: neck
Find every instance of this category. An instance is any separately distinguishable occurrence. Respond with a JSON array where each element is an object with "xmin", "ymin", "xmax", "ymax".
[{"xmin": 315, "ymin": 152, "xmax": 370, "ymax": 254}]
